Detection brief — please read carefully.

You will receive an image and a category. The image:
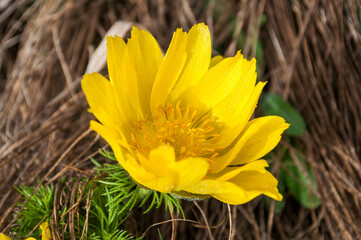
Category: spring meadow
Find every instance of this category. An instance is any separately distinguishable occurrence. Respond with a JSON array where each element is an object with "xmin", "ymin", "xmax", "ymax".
[{"xmin": 0, "ymin": 1, "xmax": 360, "ymax": 239}]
